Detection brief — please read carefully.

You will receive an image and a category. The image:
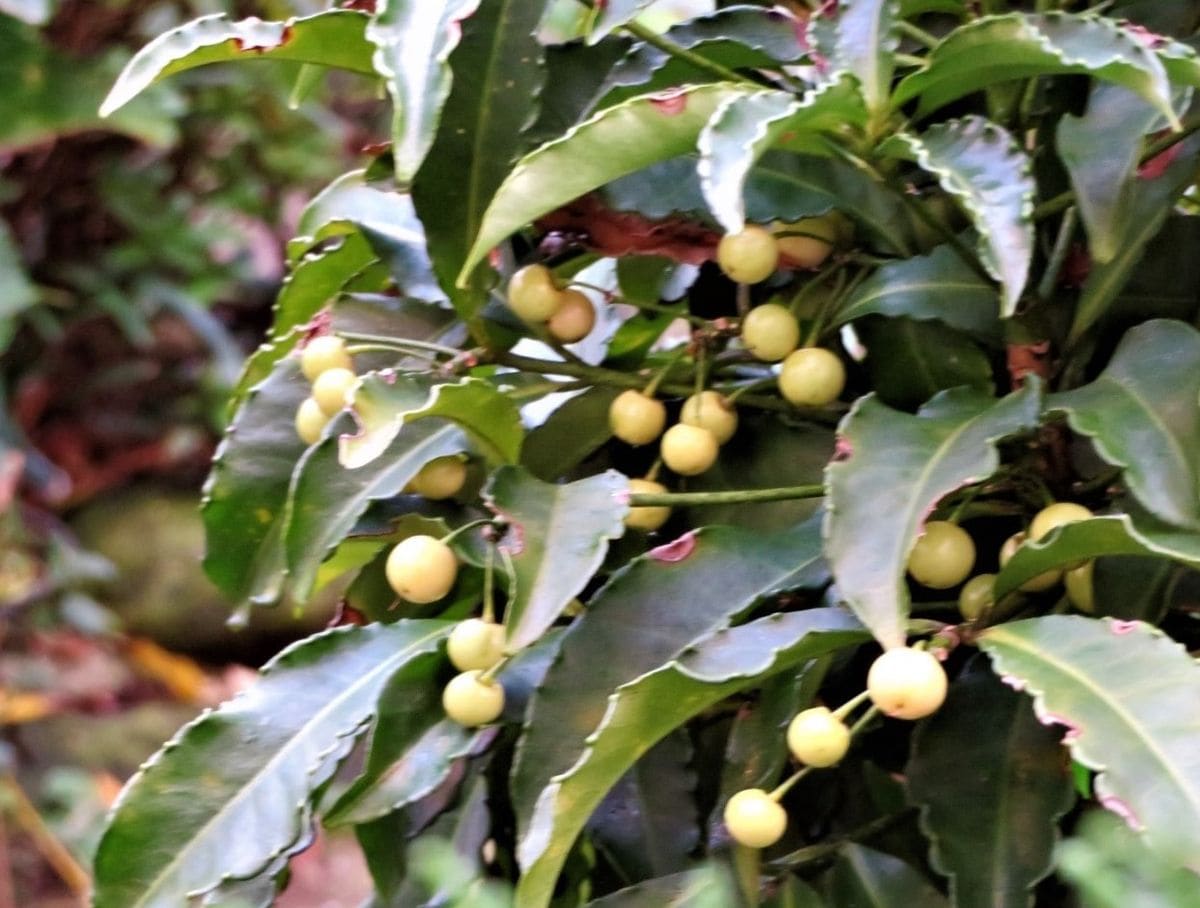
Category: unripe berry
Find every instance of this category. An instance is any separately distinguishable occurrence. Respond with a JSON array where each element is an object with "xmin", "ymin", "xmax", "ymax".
[
  {"xmin": 300, "ymin": 335, "xmax": 353, "ymax": 382},
  {"xmin": 958, "ymin": 573, "xmax": 995, "ymax": 621},
  {"xmin": 906, "ymin": 521, "xmax": 975, "ymax": 589},
  {"xmin": 625, "ymin": 478, "xmax": 671, "ymax": 532},
  {"xmin": 1065, "ymin": 561, "xmax": 1095, "ymax": 613},
  {"xmin": 385, "ymin": 535, "xmax": 458, "ymax": 604},
  {"xmin": 867, "ymin": 647, "xmax": 947, "ymax": 720},
  {"xmin": 717, "ymin": 225, "xmax": 779, "ymax": 284},
  {"xmin": 312, "ymin": 367, "xmax": 357, "ymax": 416},
  {"xmin": 1029, "ymin": 502, "xmax": 1093, "ymax": 541},
  {"xmin": 447, "ymin": 618, "xmax": 506, "ymax": 672},
  {"xmin": 999, "ymin": 532, "xmax": 1061, "ymax": 592},
  {"xmin": 741, "ymin": 303, "xmax": 800, "ymax": 362},
  {"xmin": 778, "ymin": 347, "xmax": 845, "ymax": 407},
  {"xmin": 680, "ymin": 391, "xmax": 738, "ymax": 444},
  {"xmin": 442, "ymin": 670, "xmax": 505, "ymax": 727},
  {"xmin": 411, "ymin": 456, "xmax": 467, "ymax": 500},
  {"xmin": 546, "ymin": 289, "xmax": 595, "ymax": 343},
  {"xmin": 723, "ymin": 789, "xmax": 787, "ymax": 849},
  {"xmin": 786, "ymin": 706, "xmax": 851, "ymax": 767},
  {"xmin": 660, "ymin": 423, "xmax": 719, "ymax": 476},
  {"xmin": 772, "ymin": 214, "xmax": 839, "ymax": 269},
  {"xmin": 507, "ymin": 264, "xmax": 563, "ymax": 322},
  {"xmin": 609, "ymin": 390, "xmax": 667, "ymax": 446},
  {"xmin": 295, "ymin": 397, "xmax": 331, "ymax": 445}
]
